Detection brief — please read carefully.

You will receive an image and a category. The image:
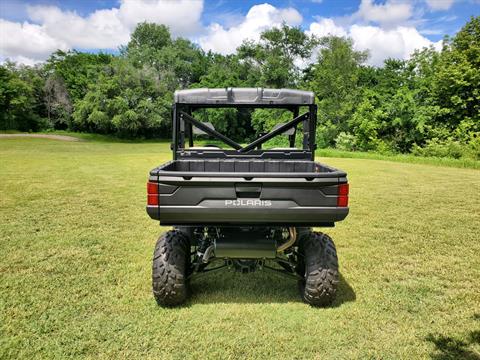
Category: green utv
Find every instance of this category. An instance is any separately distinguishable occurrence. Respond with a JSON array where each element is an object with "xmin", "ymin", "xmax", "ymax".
[{"xmin": 146, "ymin": 88, "xmax": 349, "ymax": 306}]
